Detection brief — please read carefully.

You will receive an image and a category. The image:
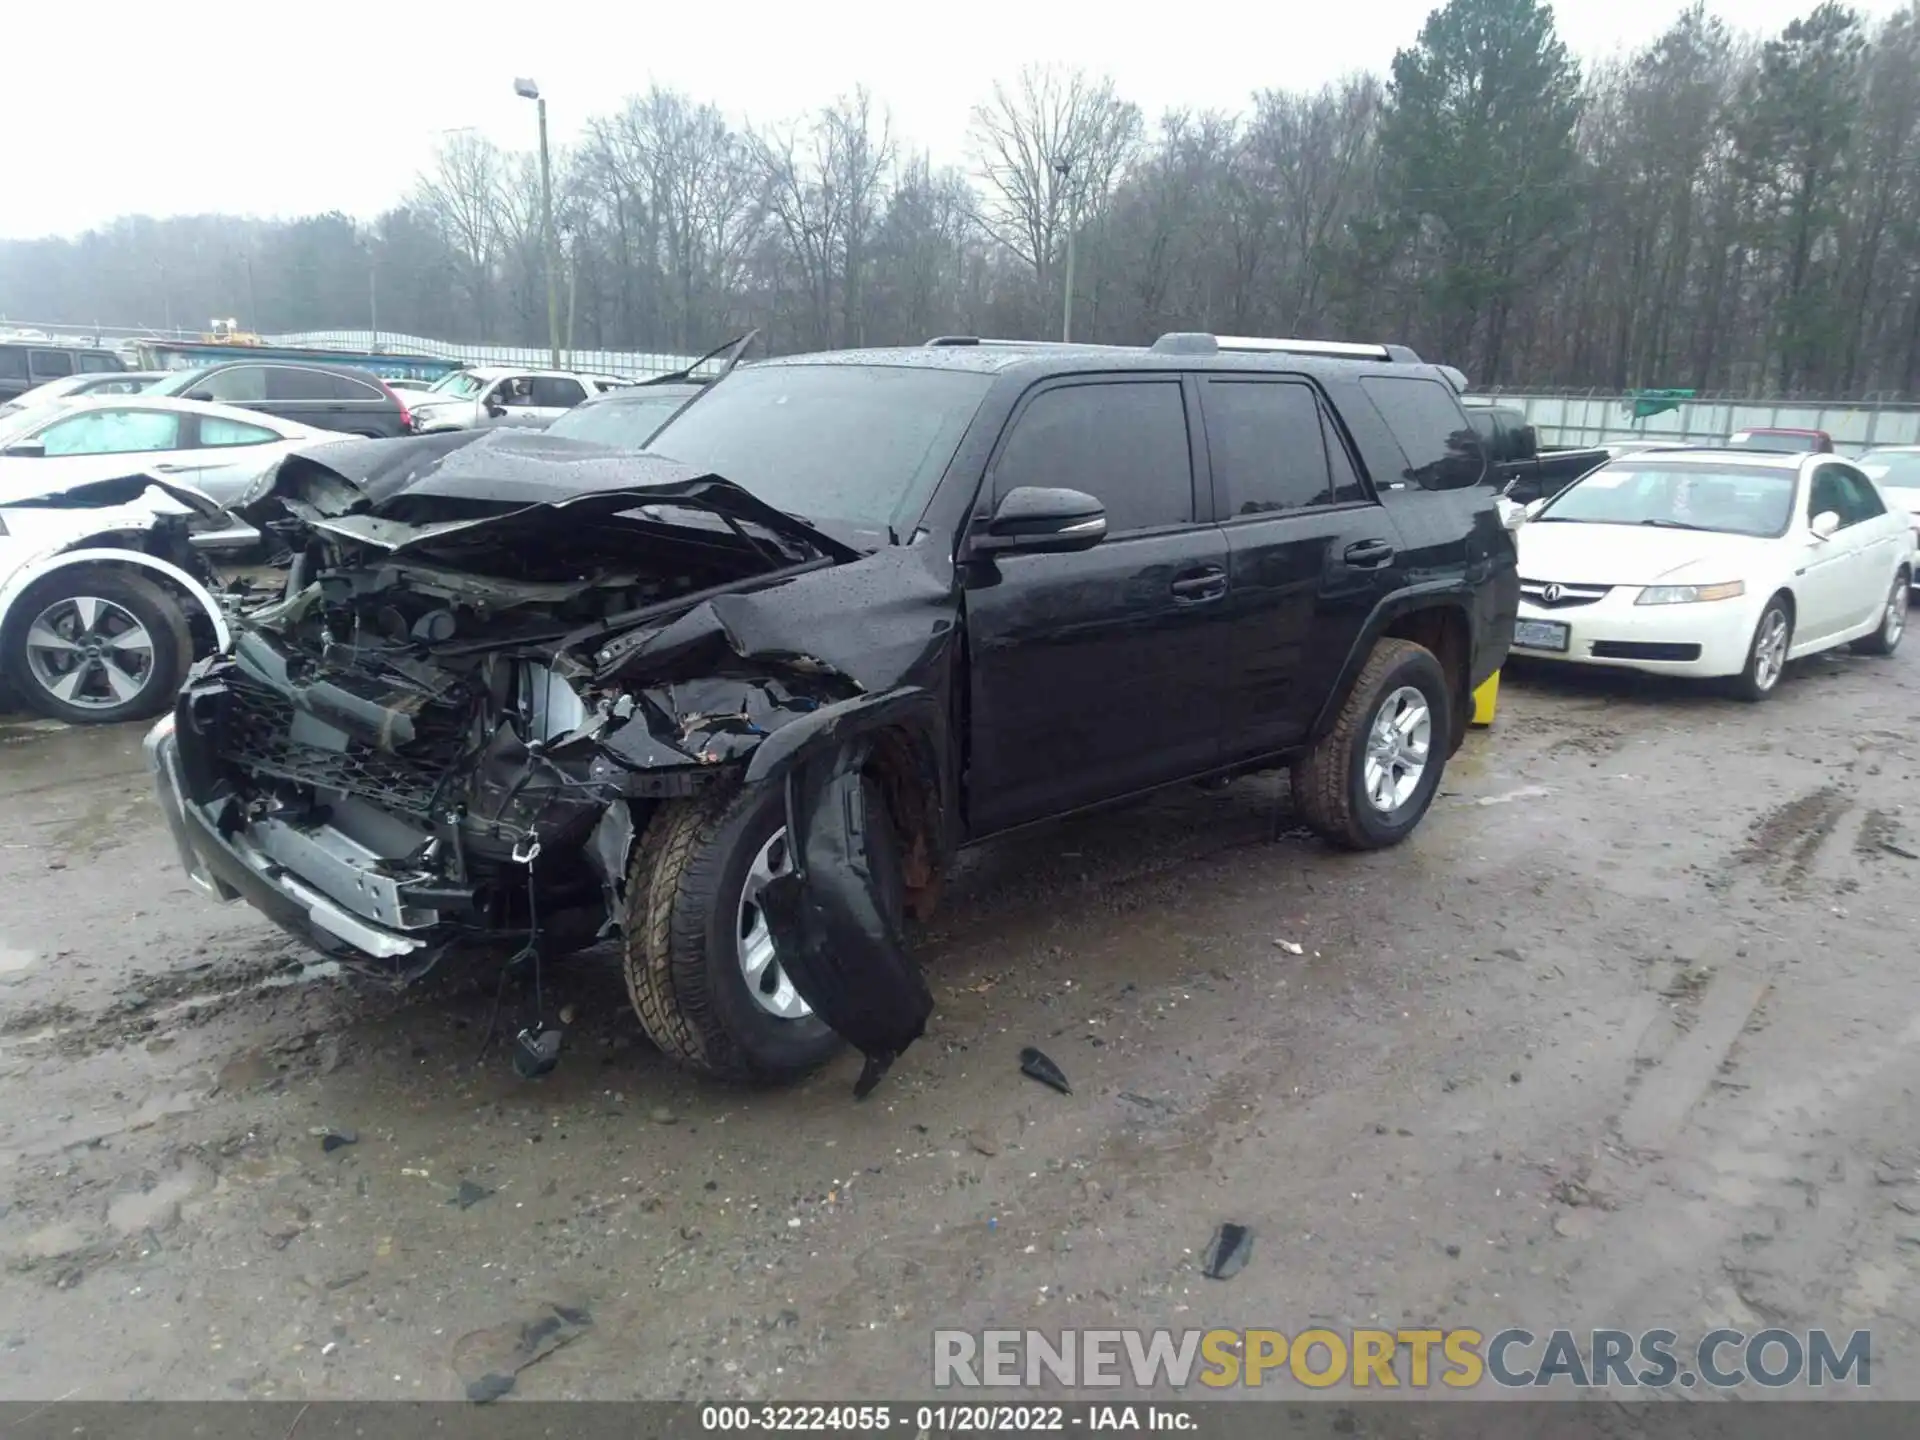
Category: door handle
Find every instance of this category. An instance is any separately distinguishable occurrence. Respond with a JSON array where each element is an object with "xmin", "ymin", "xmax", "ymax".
[
  {"xmin": 1171, "ymin": 566, "xmax": 1228, "ymax": 603},
  {"xmin": 152, "ymin": 463, "xmax": 187, "ymax": 473},
  {"xmin": 1342, "ymin": 539, "xmax": 1395, "ymax": 569}
]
